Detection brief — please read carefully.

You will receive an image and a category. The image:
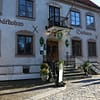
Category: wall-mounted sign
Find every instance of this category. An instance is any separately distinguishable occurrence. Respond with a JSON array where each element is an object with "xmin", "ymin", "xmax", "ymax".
[
  {"xmin": 39, "ymin": 37, "xmax": 44, "ymax": 46},
  {"xmin": 65, "ymin": 39, "xmax": 69, "ymax": 47},
  {"xmin": 40, "ymin": 46, "xmax": 44, "ymax": 55},
  {"xmin": 76, "ymin": 29, "xmax": 92, "ymax": 35},
  {"xmin": 0, "ymin": 18, "xmax": 24, "ymax": 26}
]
